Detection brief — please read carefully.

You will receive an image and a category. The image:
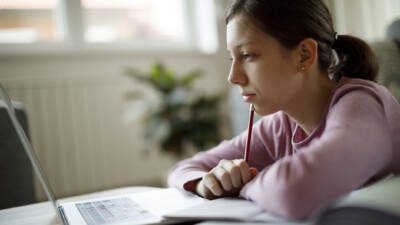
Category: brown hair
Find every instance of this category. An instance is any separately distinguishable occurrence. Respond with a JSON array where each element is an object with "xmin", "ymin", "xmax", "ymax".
[{"xmin": 225, "ymin": 0, "xmax": 379, "ymax": 81}]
